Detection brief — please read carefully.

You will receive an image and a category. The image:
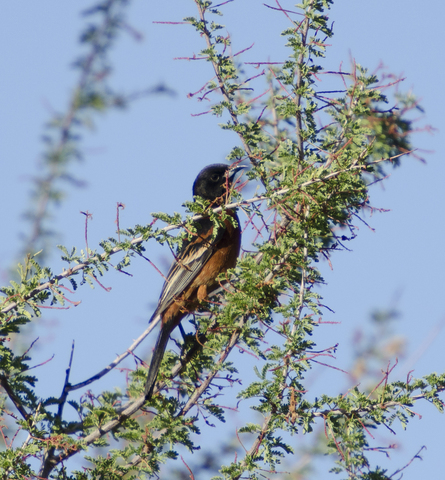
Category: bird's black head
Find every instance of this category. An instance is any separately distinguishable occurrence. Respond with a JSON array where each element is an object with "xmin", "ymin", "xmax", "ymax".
[{"xmin": 192, "ymin": 163, "xmax": 245, "ymax": 203}]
